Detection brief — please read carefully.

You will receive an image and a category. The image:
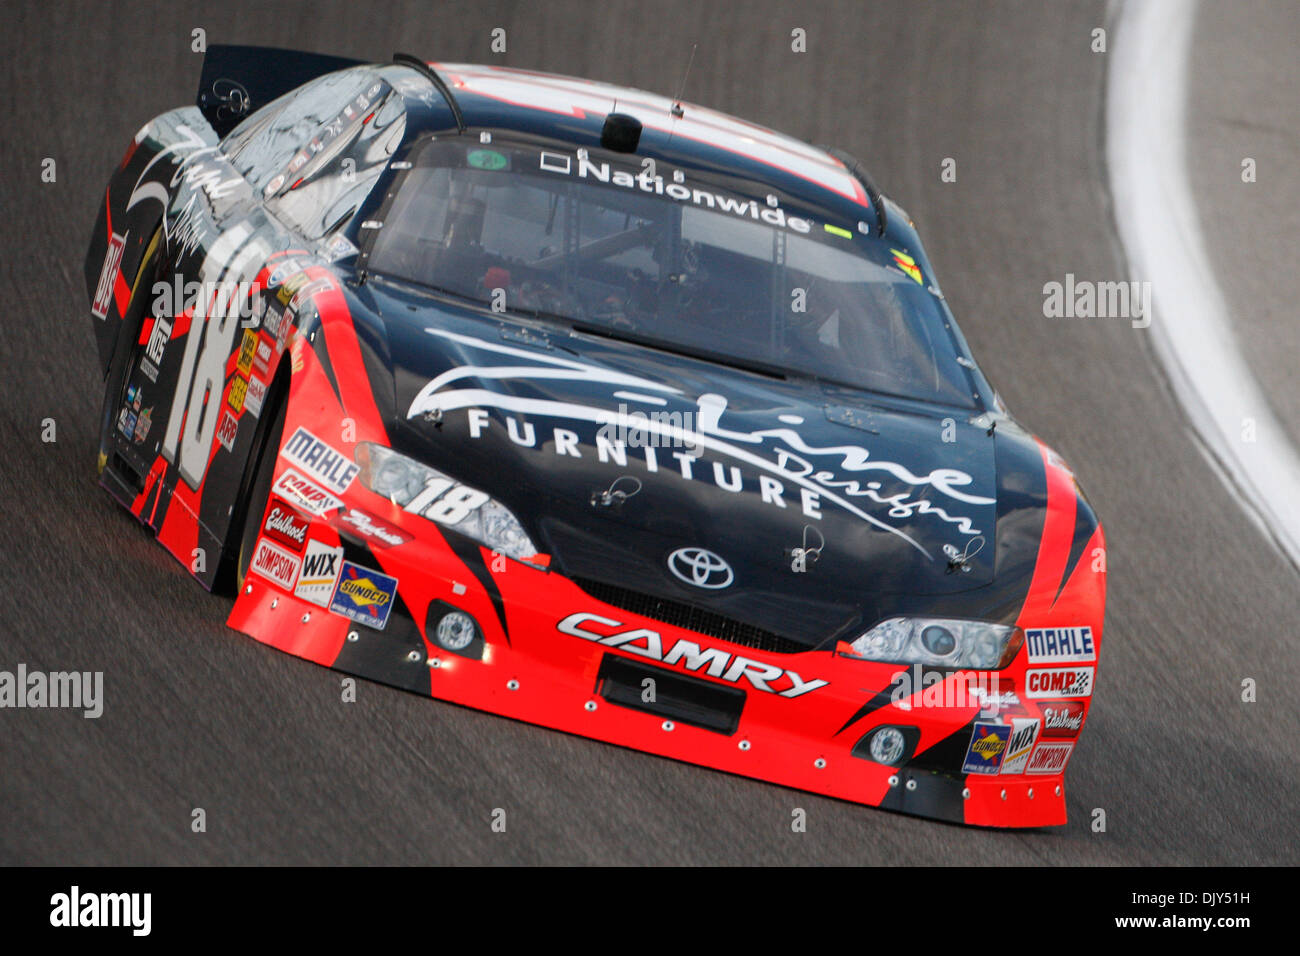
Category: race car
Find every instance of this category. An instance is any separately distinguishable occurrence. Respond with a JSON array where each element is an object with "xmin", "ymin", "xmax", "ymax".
[{"xmin": 85, "ymin": 45, "xmax": 1105, "ymax": 827}]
